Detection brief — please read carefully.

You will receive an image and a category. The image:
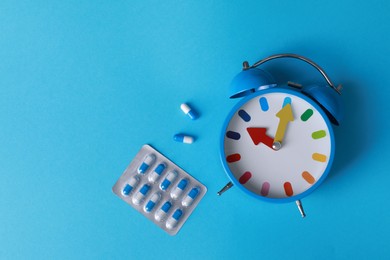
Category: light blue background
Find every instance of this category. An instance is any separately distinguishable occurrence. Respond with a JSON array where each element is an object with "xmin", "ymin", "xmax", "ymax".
[{"xmin": 1, "ymin": 1, "xmax": 389, "ymax": 259}]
